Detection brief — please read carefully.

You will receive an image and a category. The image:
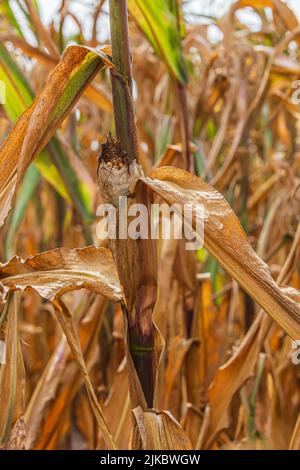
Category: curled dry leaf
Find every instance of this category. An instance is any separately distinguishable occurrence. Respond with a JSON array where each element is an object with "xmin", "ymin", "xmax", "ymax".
[
  {"xmin": 0, "ymin": 294, "xmax": 25, "ymax": 448},
  {"xmin": 0, "ymin": 45, "xmax": 112, "ymax": 228},
  {"xmin": 140, "ymin": 167, "xmax": 300, "ymax": 340},
  {"xmin": 0, "ymin": 246, "xmax": 121, "ymax": 303}
]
